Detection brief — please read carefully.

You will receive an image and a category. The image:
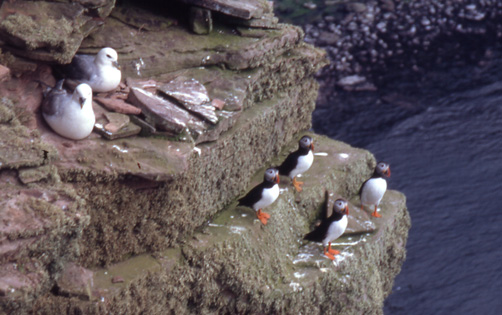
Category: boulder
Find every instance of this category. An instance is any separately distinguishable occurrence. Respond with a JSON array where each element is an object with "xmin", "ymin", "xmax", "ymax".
[{"xmin": 0, "ymin": 0, "xmax": 115, "ymax": 63}]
